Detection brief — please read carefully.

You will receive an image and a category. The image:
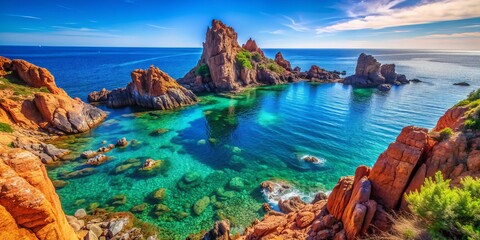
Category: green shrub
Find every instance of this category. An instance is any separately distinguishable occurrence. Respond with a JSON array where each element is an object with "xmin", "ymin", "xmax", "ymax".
[
  {"xmin": 252, "ymin": 52, "xmax": 262, "ymax": 62},
  {"xmin": 438, "ymin": 127, "xmax": 453, "ymax": 141},
  {"xmin": 266, "ymin": 61, "xmax": 284, "ymax": 74},
  {"xmin": 455, "ymin": 99, "xmax": 470, "ymax": 107},
  {"xmin": 406, "ymin": 171, "xmax": 480, "ymax": 239},
  {"xmin": 8, "ymin": 142, "xmax": 14, "ymax": 148},
  {"xmin": 194, "ymin": 64, "xmax": 210, "ymax": 78},
  {"xmin": 236, "ymin": 50, "xmax": 253, "ymax": 69},
  {"xmin": 467, "ymin": 89, "xmax": 480, "ymax": 102},
  {"xmin": 464, "ymin": 118, "xmax": 480, "ymax": 130},
  {"xmin": 0, "ymin": 122, "xmax": 14, "ymax": 133}
]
